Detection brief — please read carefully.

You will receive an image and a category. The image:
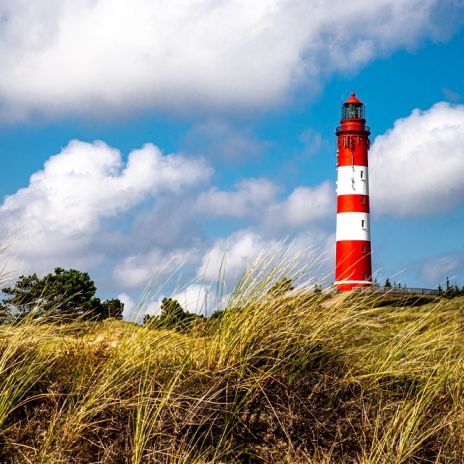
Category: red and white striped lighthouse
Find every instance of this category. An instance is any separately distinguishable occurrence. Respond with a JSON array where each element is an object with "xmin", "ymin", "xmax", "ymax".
[{"xmin": 335, "ymin": 93, "xmax": 372, "ymax": 292}]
